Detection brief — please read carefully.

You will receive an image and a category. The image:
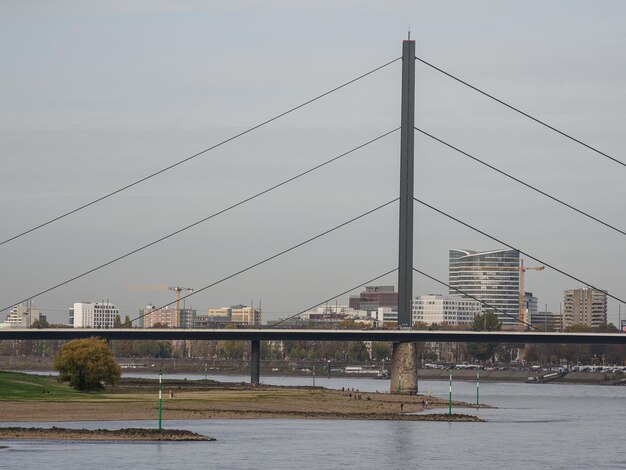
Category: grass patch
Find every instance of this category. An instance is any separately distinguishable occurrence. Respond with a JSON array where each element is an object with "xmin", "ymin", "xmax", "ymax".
[{"xmin": 0, "ymin": 371, "xmax": 103, "ymax": 401}]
